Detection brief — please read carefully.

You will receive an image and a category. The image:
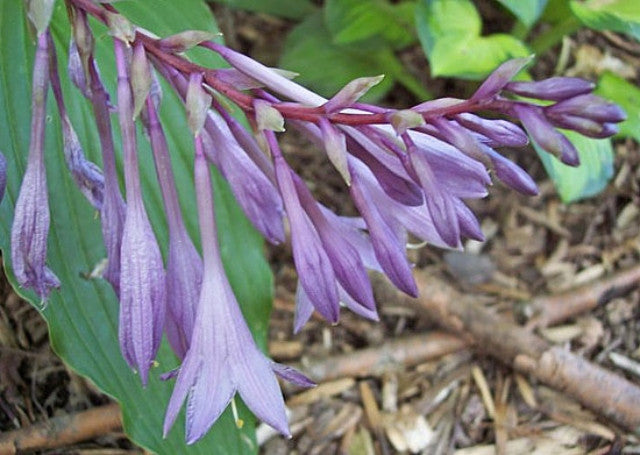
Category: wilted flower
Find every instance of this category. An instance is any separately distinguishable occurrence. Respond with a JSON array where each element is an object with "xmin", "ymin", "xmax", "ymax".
[{"xmin": 11, "ymin": 32, "xmax": 60, "ymax": 301}]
